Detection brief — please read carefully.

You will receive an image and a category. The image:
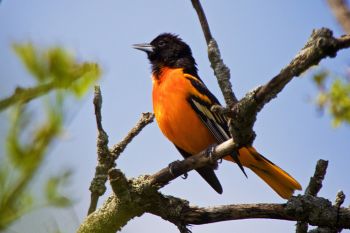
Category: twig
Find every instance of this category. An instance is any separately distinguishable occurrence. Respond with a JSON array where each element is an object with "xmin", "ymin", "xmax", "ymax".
[
  {"xmin": 88, "ymin": 86, "xmax": 112, "ymax": 215},
  {"xmin": 305, "ymin": 160, "xmax": 328, "ymax": 196},
  {"xmin": 190, "ymin": 0, "xmax": 212, "ymax": 44},
  {"xmin": 334, "ymin": 190, "xmax": 346, "ymax": 232},
  {"xmin": 0, "ymin": 83, "xmax": 54, "ymax": 112},
  {"xmin": 228, "ymin": 29, "xmax": 350, "ymax": 146},
  {"xmin": 191, "ymin": 0, "xmax": 238, "ymax": 107},
  {"xmin": 87, "ymin": 87, "xmax": 154, "ymax": 215},
  {"xmin": 110, "ymin": 112, "xmax": 154, "ymax": 160},
  {"xmin": 296, "ymin": 160, "xmax": 328, "ymax": 233},
  {"xmin": 254, "ymin": 30, "xmax": 349, "ymax": 105},
  {"xmin": 327, "ymin": 0, "xmax": 350, "ymax": 34},
  {"xmin": 335, "ymin": 190, "xmax": 346, "ymax": 208}
]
